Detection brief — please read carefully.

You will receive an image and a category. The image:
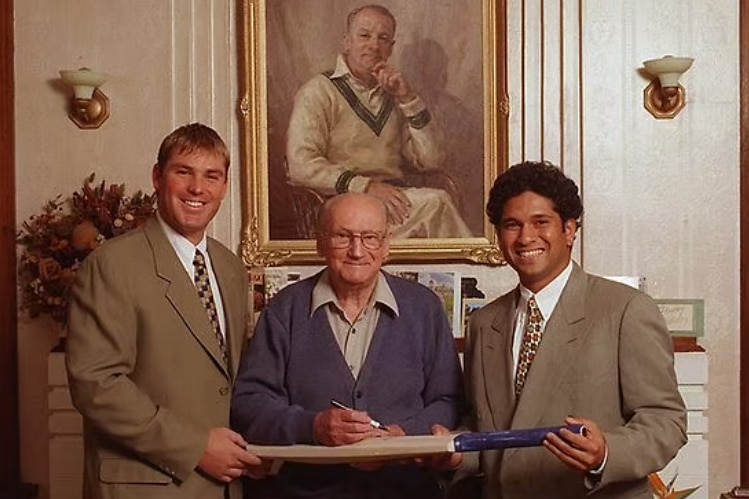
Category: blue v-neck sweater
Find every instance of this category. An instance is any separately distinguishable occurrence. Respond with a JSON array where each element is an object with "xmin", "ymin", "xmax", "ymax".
[{"xmin": 232, "ymin": 271, "xmax": 463, "ymax": 445}]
